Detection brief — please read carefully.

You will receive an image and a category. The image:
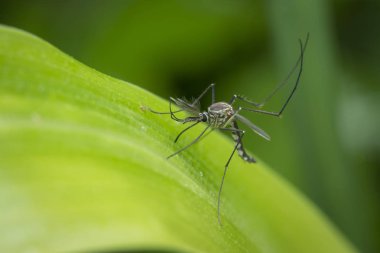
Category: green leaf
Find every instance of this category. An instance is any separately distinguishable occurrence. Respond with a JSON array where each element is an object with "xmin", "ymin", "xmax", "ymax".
[{"xmin": 0, "ymin": 25, "xmax": 356, "ymax": 253}]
